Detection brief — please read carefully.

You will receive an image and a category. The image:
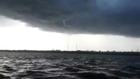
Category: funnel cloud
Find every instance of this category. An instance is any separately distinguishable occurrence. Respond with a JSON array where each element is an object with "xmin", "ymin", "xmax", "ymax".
[{"xmin": 0, "ymin": 0, "xmax": 140, "ymax": 37}]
